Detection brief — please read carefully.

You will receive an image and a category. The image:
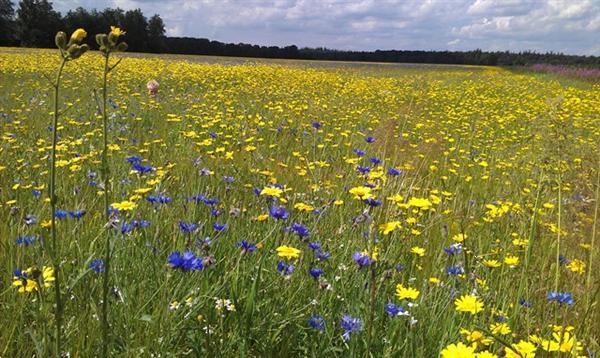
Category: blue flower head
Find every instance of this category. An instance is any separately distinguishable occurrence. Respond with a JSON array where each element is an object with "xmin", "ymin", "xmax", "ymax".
[
  {"xmin": 269, "ymin": 206, "xmax": 289, "ymax": 220},
  {"xmin": 340, "ymin": 315, "xmax": 362, "ymax": 341},
  {"xmin": 309, "ymin": 267, "xmax": 324, "ymax": 279},
  {"xmin": 89, "ymin": 259, "xmax": 105, "ymax": 273},
  {"xmin": 352, "ymin": 252, "xmax": 373, "ymax": 268},
  {"xmin": 290, "ymin": 223, "xmax": 310, "ymax": 238},
  {"xmin": 385, "ymin": 303, "xmax": 407, "ymax": 317},
  {"xmin": 308, "ymin": 315, "xmax": 325, "ymax": 331}
]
